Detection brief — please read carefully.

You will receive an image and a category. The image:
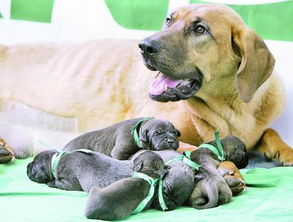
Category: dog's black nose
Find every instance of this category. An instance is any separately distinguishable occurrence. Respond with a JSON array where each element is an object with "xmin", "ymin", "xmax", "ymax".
[
  {"xmin": 166, "ymin": 137, "xmax": 176, "ymax": 144},
  {"xmin": 139, "ymin": 39, "xmax": 160, "ymax": 54}
]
